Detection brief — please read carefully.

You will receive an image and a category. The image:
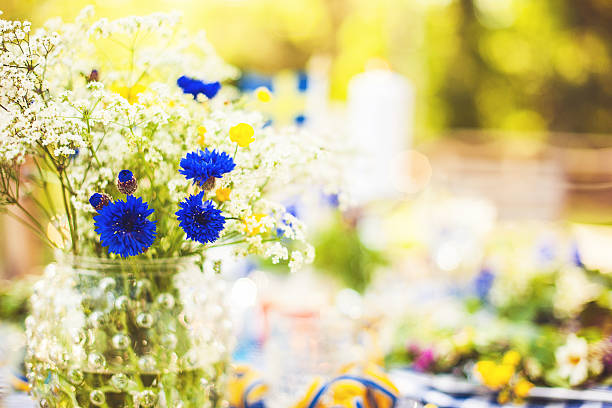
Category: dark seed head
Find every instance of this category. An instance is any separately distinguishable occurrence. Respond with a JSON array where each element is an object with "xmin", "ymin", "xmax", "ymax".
[
  {"xmin": 117, "ymin": 170, "xmax": 137, "ymax": 195},
  {"xmin": 89, "ymin": 193, "xmax": 111, "ymax": 211}
]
